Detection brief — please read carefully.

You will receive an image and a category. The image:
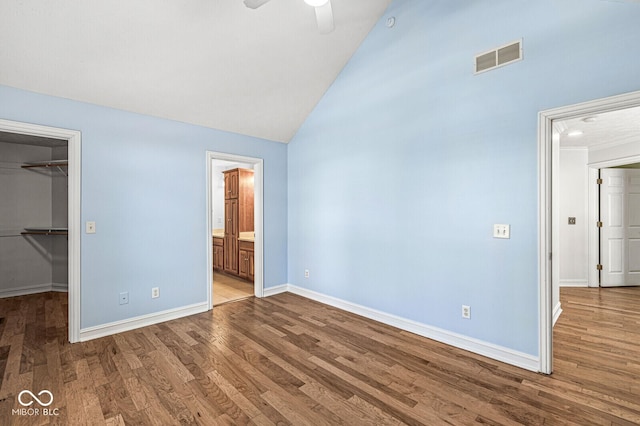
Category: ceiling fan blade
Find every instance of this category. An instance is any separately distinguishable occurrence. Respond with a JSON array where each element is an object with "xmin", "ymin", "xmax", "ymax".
[
  {"xmin": 244, "ymin": 0, "xmax": 271, "ymax": 9},
  {"xmin": 314, "ymin": 1, "xmax": 334, "ymax": 34}
]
